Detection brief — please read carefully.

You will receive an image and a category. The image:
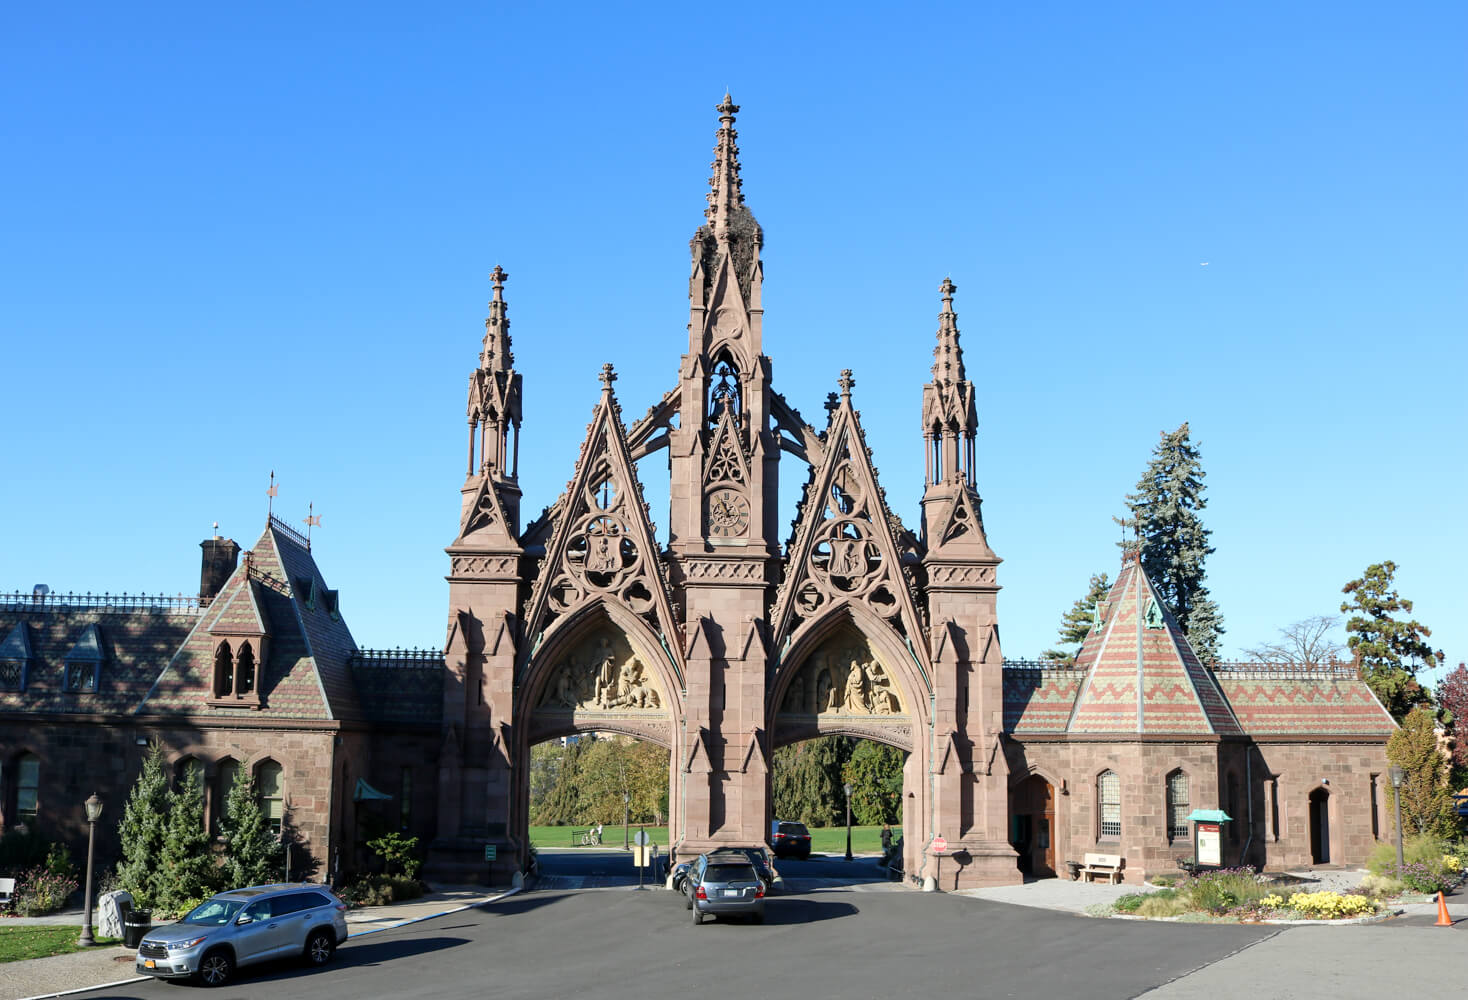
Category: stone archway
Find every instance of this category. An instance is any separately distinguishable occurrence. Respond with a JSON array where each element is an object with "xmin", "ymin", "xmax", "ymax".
[
  {"xmin": 1309, "ymin": 786, "xmax": 1331, "ymax": 864},
  {"xmin": 770, "ymin": 619, "xmax": 927, "ymax": 878}
]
